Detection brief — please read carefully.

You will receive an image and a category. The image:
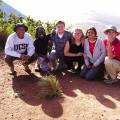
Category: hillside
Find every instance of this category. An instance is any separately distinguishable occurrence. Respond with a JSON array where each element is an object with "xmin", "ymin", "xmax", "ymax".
[{"xmin": 0, "ymin": 1, "xmax": 25, "ymax": 18}]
